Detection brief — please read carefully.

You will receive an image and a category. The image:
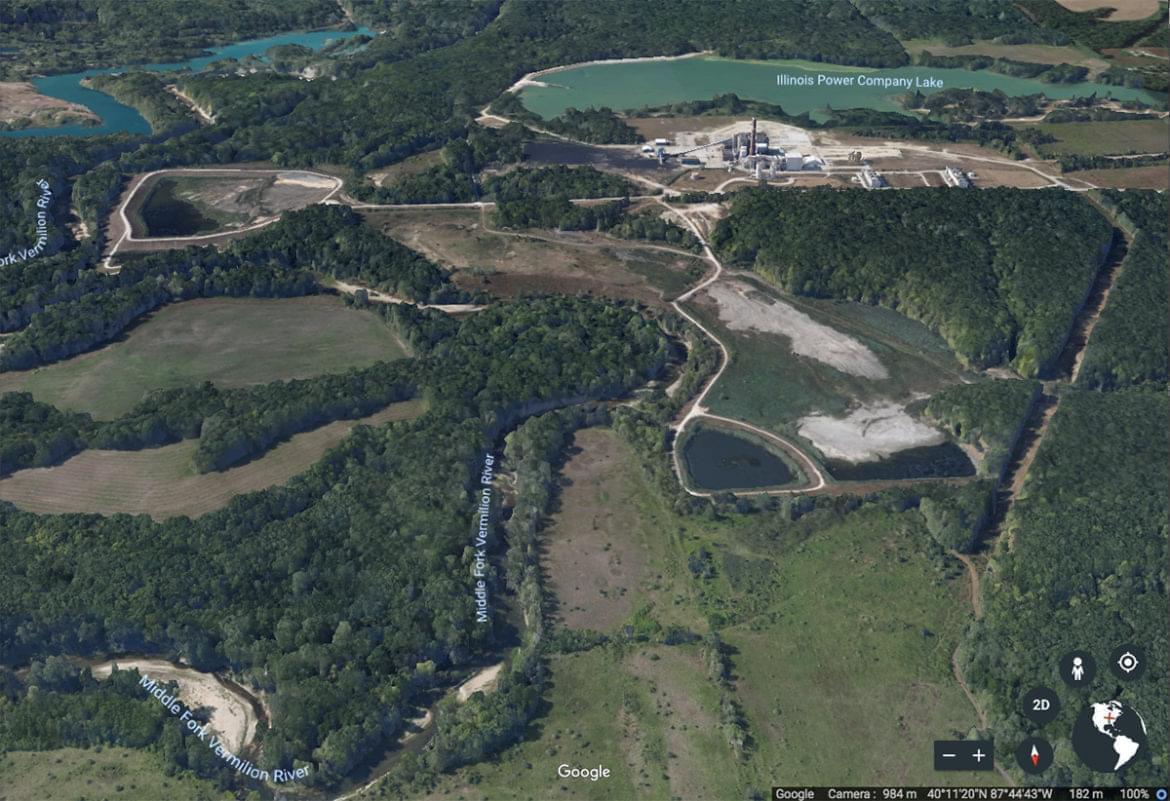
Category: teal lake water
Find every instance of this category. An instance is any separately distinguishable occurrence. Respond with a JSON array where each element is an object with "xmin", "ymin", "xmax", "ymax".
[
  {"xmin": 3, "ymin": 27, "xmax": 372, "ymax": 139},
  {"xmin": 683, "ymin": 427, "xmax": 796, "ymax": 491},
  {"xmin": 520, "ymin": 55, "xmax": 1162, "ymax": 121}
]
